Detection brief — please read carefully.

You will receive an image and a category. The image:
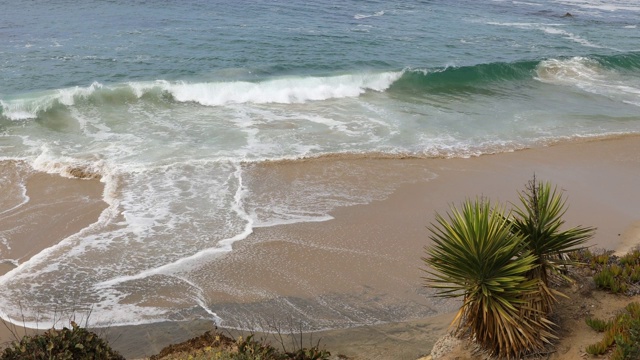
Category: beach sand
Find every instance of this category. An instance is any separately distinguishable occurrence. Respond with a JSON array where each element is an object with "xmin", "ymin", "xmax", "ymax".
[
  {"xmin": 1, "ymin": 136, "xmax": 639, "ymax": 359},
  {"xmin": 0, "ymin": 162, "xmax": 107, "ymax": 277},
  {"xmin": 0, "ymin": 161, "xmax": 107, "ymax": 347}
]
